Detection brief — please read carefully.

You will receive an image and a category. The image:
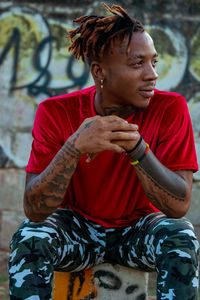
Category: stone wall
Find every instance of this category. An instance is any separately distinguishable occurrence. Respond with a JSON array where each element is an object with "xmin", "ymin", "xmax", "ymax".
[{"xmin": 0, "ymin": 0, "xmax": 200, "ymax": 266}]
